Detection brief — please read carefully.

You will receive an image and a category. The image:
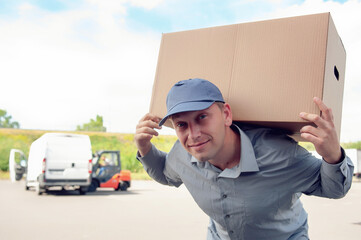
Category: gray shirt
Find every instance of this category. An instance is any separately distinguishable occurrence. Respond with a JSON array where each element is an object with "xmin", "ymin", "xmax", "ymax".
[{"xmin": 137, "ymin": 124, "xmax": 354, "ymax": 240}]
